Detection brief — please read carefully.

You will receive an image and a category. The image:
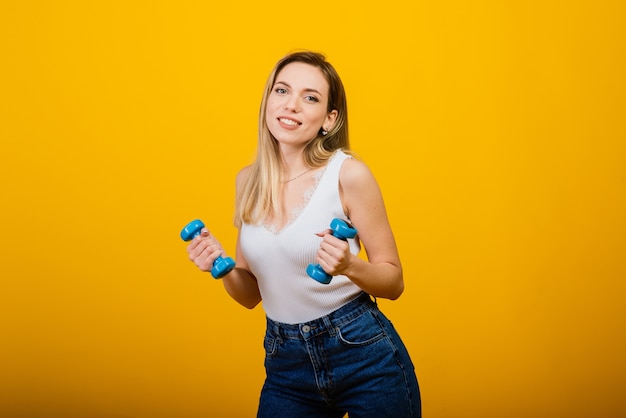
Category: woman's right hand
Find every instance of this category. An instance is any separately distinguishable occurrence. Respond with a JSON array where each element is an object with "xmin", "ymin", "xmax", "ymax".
[{"xmin": 186, "ymin": 227, "xmax": 226, "ymax": 273}]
